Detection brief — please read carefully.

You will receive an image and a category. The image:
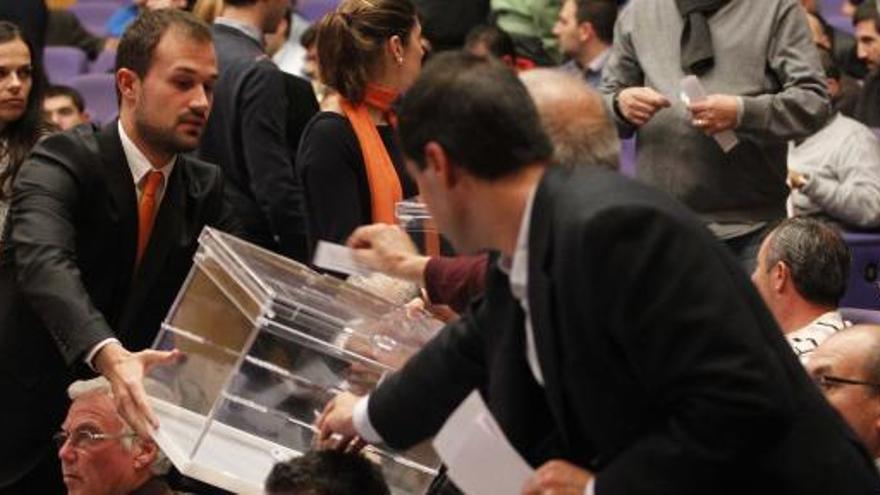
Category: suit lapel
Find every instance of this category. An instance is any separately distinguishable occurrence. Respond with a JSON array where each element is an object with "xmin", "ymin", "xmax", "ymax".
[
  {"xmin": 96, "ymin": 122, "xmax": 138, "ymax": 292},
  {"xmin": 527, "ymin": 170, "xmax": 570, "ymax": 445}
]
